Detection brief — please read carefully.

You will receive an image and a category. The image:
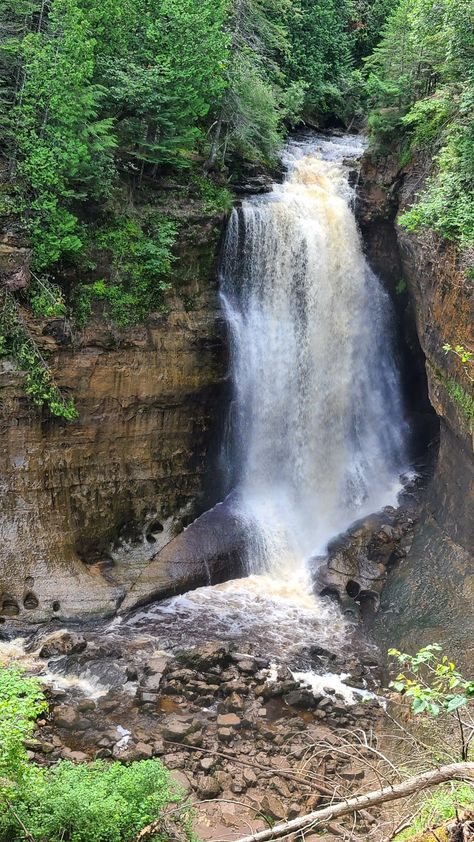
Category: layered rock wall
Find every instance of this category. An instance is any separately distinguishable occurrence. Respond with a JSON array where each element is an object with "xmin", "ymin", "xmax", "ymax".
[
  {"xmin": 0, "ymin": 211, "xmax": 227, "ymax": 622},
  {"xmin": 358, "ymin": 149, "xmax": 474, "ymax": 666}
]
